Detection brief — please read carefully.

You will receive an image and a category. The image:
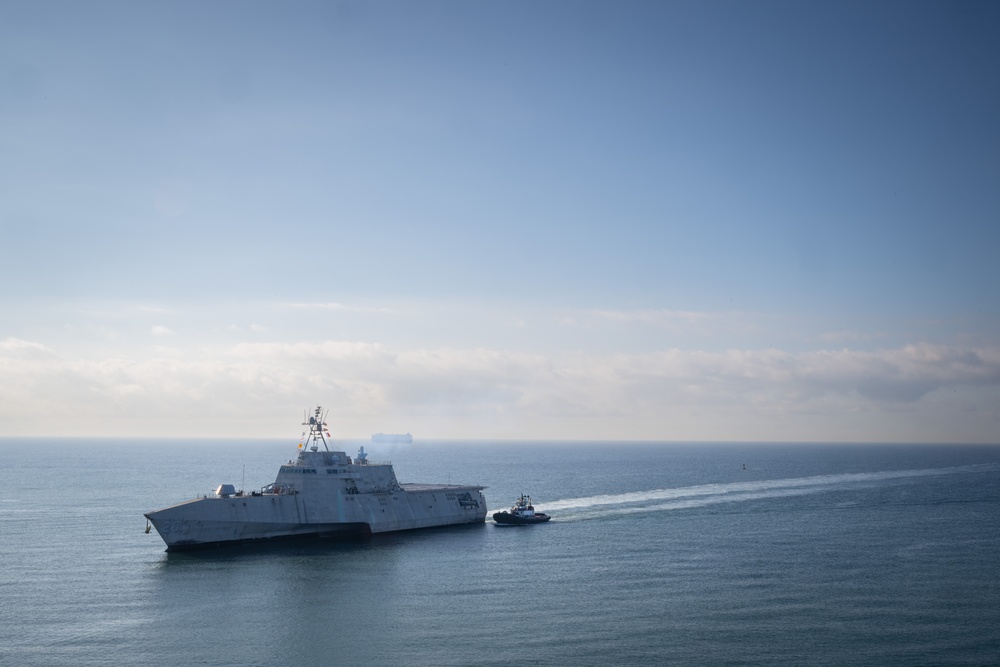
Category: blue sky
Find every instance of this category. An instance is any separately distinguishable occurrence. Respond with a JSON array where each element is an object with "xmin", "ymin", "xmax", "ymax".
[{"xmin": 2, "ymin": 1, "xmax": 999, "ymax": 441}]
